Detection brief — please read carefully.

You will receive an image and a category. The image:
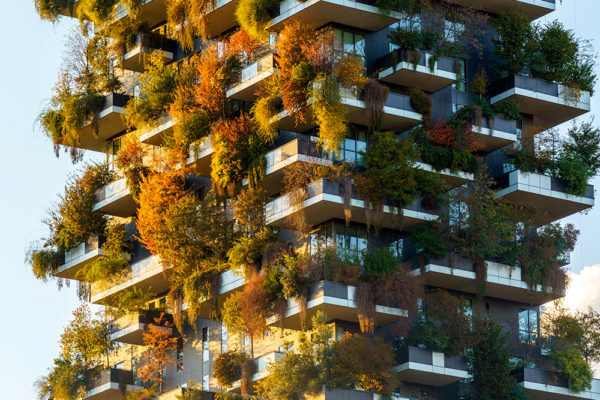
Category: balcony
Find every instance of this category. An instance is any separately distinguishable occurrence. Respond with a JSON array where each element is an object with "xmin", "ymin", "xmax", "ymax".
[
  {"xmin": 139, "ymin": 115, "xmax": 175, "ymax": 146},
  {"xmin": 514, "ymin": 367, "xmax": 600, "ymax": 400},
  {"xmin": 109, "ymin": 310, "xmax": 173, "ymax": 345},
  {"xmin": 470, "ymin": 115, "xmax": 520, "ymax": 152},
  {"xmin": 230, "ymin": 352, "xmax": 285, "ymax": 391},
  {"xmin": 269, "ymin": 0, "xmax": 399, "ymax": 32},
  {"xmin": 159, "ymin": 387, "xmax": 214, "ymax": 400},
  {"xmin": 395, "ymin": 347, "xmax": 468, "ymax": 386},
  {"xmin": 265, "ymin": 178, "xmax": 437, "ymax": 231},
  {"xmin": 494, "ymin": 170, "xmax": 594, "ymax": 223},
  {"xmin": 227, "ymin": 54, "xmax": 275, "ymax": 101},
  {"xmin": 93, "ymin": 177, "xmax": 136, "ymax": 217},
  {"xmin": 489, "ymin": 75, "xmax": 590, "ymax": 130},
  {"xmin": 452, "ymin": 0, "xmax": 555, "ymax": 20},
  {"xmin": 184, "ymin": 269, "xmax": 245, "ymax": 319},
  {"xmin": 85, "ymin": 368, "xmax": 142, "ymax": 400},
  {"xmin": 66, "ymin": 93, "xmax": 129, "ymax": 152},
  {"xmin": 122, "ymin": 33, "xmax": 177, "ymax": 73},
  {"xmin": 111, "ymin": 0, "xmax": 166, "ymax": 32},
  {"xmin": 415, "ymin": 162, "xmax": 473, "ymax": 188},
  {"xmin": 376, "ymin": 50, "xmax": 457, "ymax": 93},
  {"xmin": 306, "ymin": 387, "xmax": 409, "ymax": 400},
  {"xmin": 411, "ymin": 254, "xmax": 563, "ymax": 305},
  {"xmin": 91, "ymin": 255, "xmax": 169, "ymax": 306},
  {"xmin": 273, "ymin": 89, "xmax": 422, "ymax": 133},
  {"xmin": 266, "ymin": 280, "xmax": 407, "ymax": 330},
  {"xmin": 186, "ymin": 136, "xmax": 214, "ymax": 176},
  {"xmin": 54, "ymin": 236, "xmax": 106, "ymax": 280},
  {"xmin": 203, "ymin": 0, "xmax": 242, "ymax": 38}
]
